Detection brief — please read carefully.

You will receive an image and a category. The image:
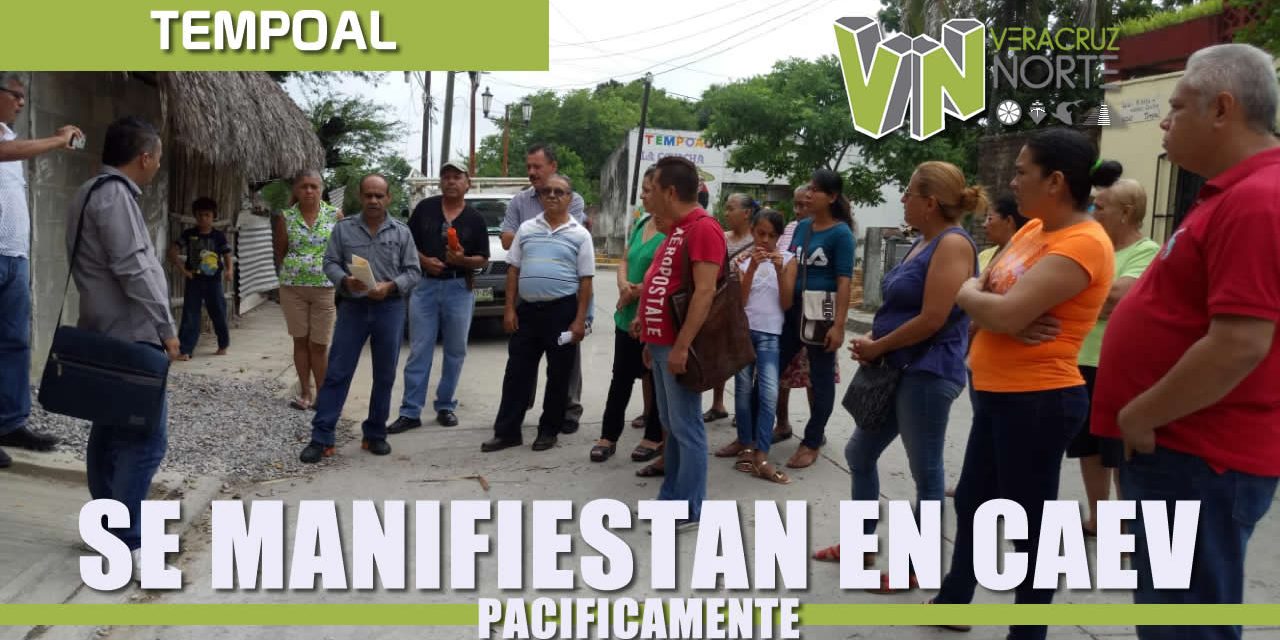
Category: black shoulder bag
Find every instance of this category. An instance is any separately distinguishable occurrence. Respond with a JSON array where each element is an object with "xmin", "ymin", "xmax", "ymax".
[
  {"xmin": 37, "ymin": 175, "xmax": 171, "ymax": 431},
  {"xmin": 841, "ymin": 230, "xmax": 974, "ymax": 432}
]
